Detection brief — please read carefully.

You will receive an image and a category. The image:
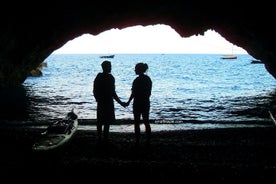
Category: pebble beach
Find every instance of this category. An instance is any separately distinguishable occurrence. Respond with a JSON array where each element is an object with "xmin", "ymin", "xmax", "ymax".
[{"xmin": 1, "ymin": 125, "xmax": 276, "ymax": 183}]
